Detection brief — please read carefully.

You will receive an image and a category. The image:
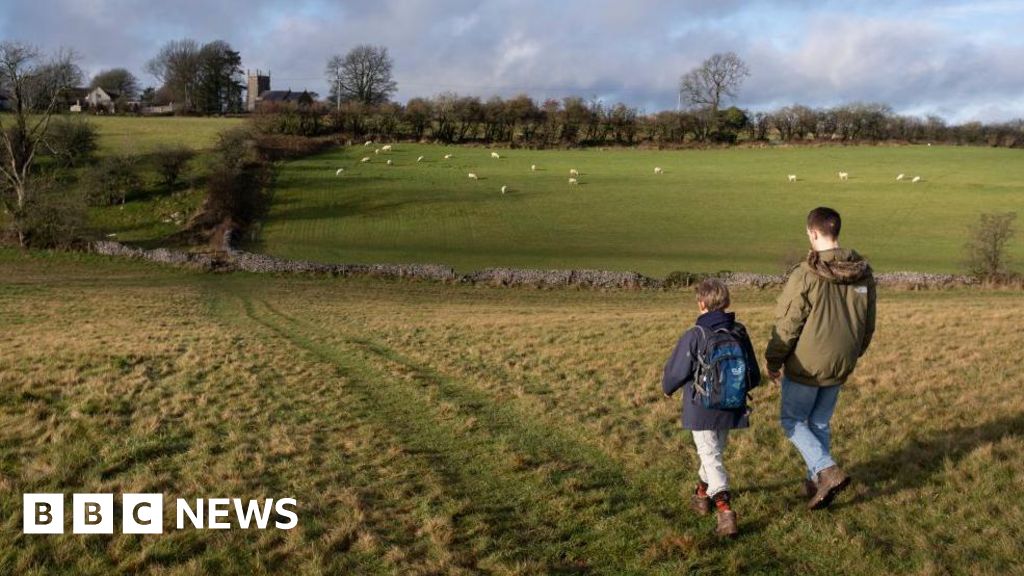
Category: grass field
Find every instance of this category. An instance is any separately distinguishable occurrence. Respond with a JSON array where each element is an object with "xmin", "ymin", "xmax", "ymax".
[
  {"xmin": 2, "ymin": 248, "xmax": 1022, "ymax": 575},
  {"xmin": 258, "ymin": 144, "xmax": 1024, "ymax": 276},
  {"xmin": 85, "ymin": 116, "xmax": 245, "ymax": 155}
]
